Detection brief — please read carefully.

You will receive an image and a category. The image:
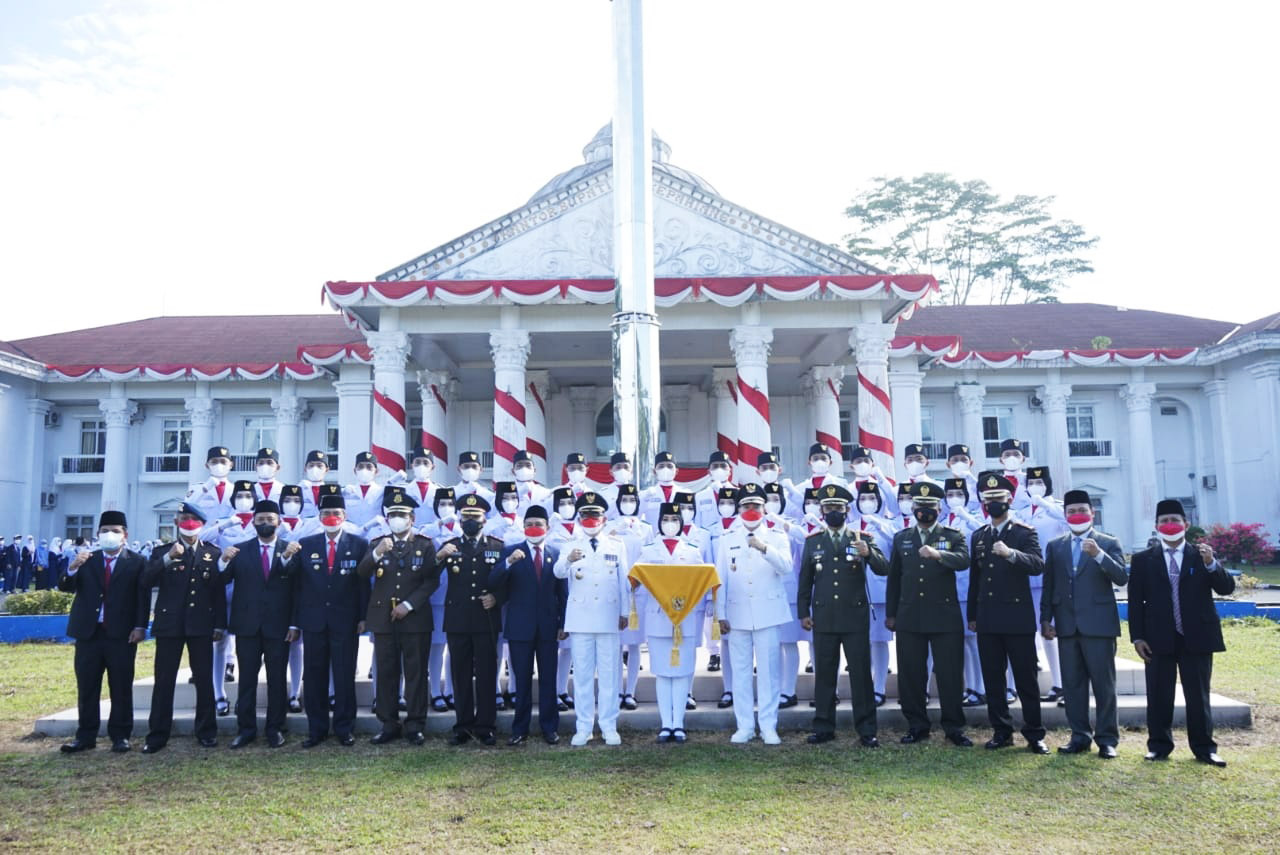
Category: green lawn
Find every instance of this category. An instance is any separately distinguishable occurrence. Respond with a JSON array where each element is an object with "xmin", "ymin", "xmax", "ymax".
[
  {"xmin": 1241, "ymin": 564, "xmax": 1280, "ymax": 586},
  {"xmin": 1, "ymin": 624, "xmax": 1278, "ymax": 853}
]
